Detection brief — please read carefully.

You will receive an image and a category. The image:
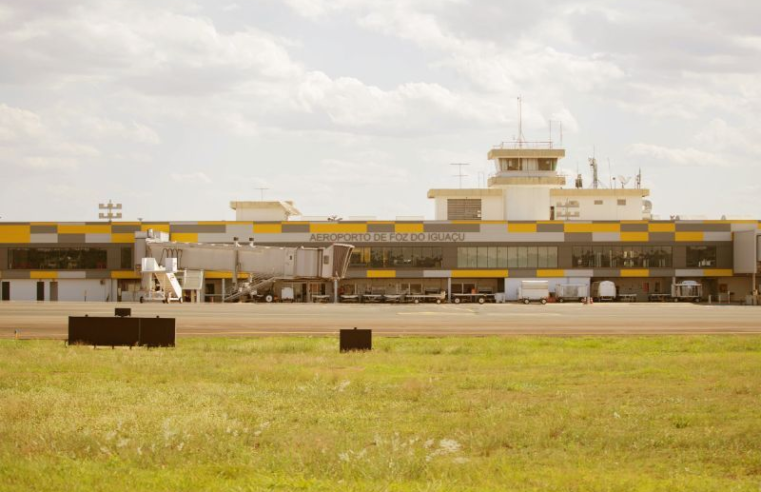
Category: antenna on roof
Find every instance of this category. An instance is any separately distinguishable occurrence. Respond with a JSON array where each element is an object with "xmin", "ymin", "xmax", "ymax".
[
  {"xmin": 589, "ymin": 150, "xmax": 603, "ymax": 190},
  {"xmin": 451, "ymin": 163, "xmax": 470, "ymax": 189},
  {"xmin": 254, "ymin": 187, "xmax": 269, "ymax": 201},
  {"xmin": 636, "ymin": 168, "xmax": 642, "ymax": 189},
  {"xmin": 98, "ymin": 199, "xmax": 122, "ymax": 220},
  {"xmin": 517, "ymin": 96, "xmax": 525, "ymax": 148}
]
